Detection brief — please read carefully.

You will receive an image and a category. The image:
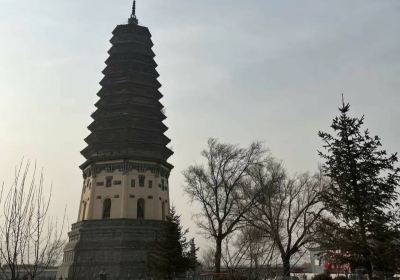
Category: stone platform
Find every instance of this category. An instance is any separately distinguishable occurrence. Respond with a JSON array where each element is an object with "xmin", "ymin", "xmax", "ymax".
[{"xmin": 57, "ymin": 219, "xmax": 165, "ymax": 280}]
